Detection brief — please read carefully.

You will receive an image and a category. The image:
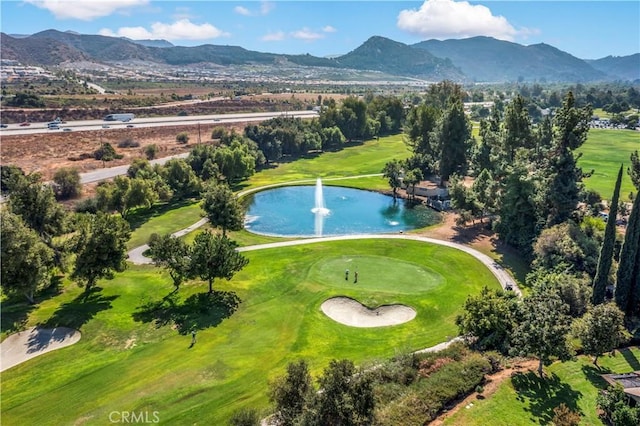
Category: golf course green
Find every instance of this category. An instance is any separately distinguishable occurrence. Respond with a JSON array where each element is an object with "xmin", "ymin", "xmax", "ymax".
[{"xmin": 1, "ymin": 237, "xmax": 500, "ymax": 425}]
